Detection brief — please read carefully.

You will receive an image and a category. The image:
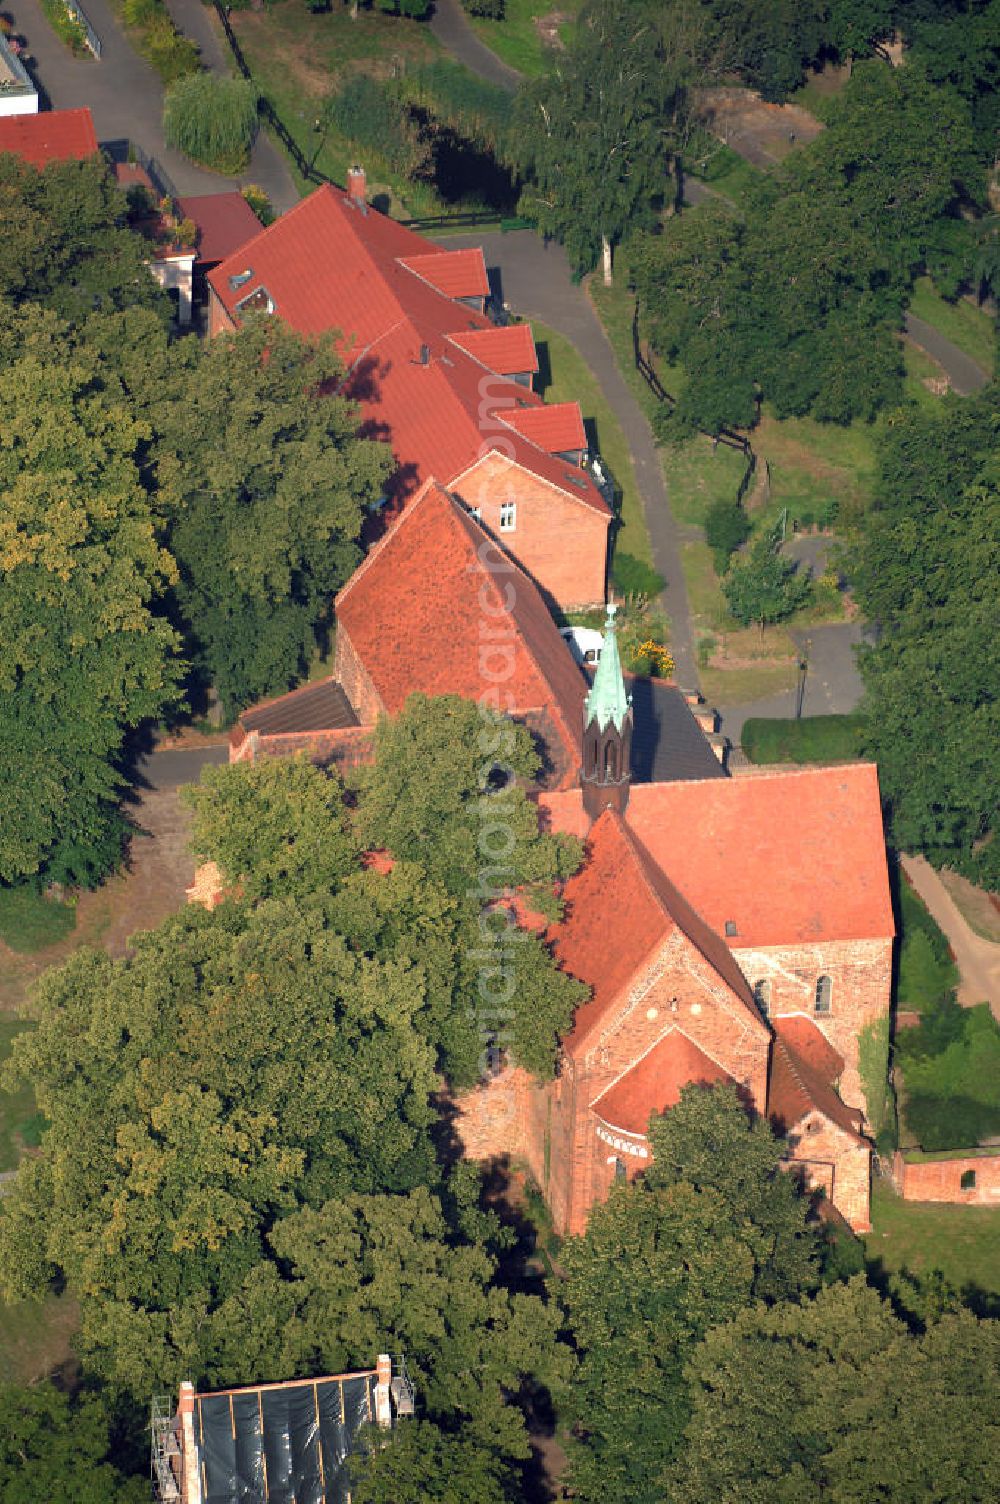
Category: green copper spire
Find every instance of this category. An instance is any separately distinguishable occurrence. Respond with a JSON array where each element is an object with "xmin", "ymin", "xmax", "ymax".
[{"xmin": 585, "ymin": 602, "xmax": 631, "ymax": 733}]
